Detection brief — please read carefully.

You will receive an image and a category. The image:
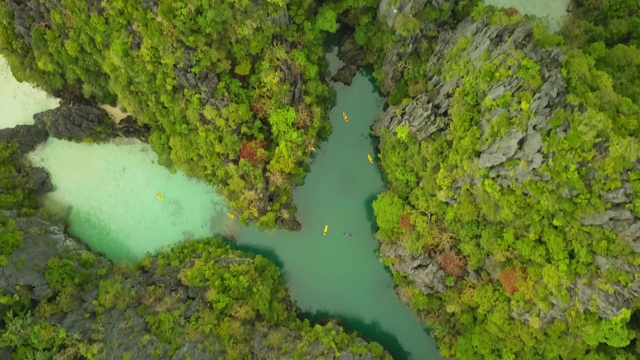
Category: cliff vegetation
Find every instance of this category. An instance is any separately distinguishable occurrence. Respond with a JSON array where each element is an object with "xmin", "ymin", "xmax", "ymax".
[{"xmin": 370, "ymin": 4, "xmax": 640, "ymax": 359}]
